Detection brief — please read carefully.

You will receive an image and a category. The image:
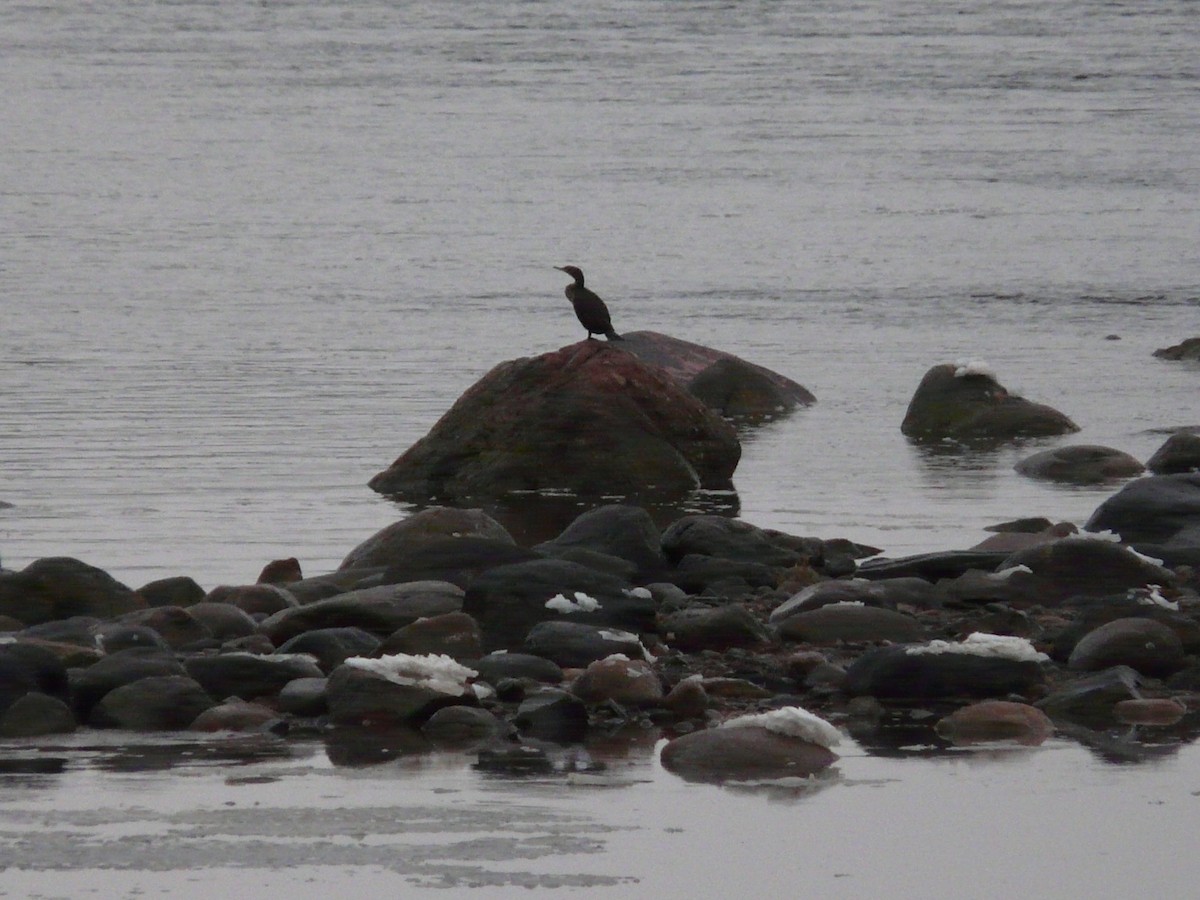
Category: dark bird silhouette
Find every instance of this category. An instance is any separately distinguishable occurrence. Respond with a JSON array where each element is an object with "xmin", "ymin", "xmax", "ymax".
[{"xmin": 555, "ymin": 266, "xmax": 623, "ymax": 341}]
